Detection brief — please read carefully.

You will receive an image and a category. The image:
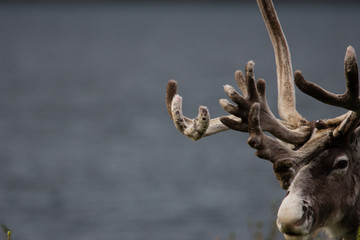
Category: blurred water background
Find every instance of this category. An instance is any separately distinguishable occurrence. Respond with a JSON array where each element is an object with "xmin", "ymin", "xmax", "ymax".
[{"xmin": 0, "ymin": 1, "xmax": 359, "ymax": 240}]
